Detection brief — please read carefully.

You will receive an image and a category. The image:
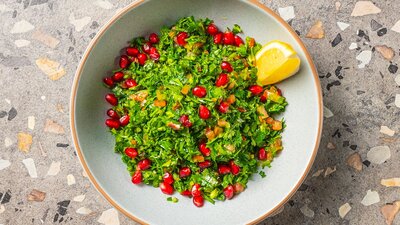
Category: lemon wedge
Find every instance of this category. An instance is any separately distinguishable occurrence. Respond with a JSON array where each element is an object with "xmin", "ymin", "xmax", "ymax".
[{"xmin": 256, "ymin": 40, "xmax": 301, "ymax": 86}]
